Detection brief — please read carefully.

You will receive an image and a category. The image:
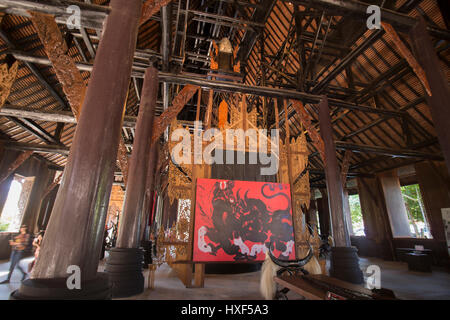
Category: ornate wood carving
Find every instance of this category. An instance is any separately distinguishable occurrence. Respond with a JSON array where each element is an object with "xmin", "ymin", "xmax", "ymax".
[
  {"xmin": 30, "ymin": 12, "xmax": 86, "ymax": 119},
  {"xmin": 152, "ymin": 84, "xmax": 199, "ymax": 143},
  {"xmin": 167, "ymin": 120, "xmax": 192, "ymax": 203},
  {"xmin": 116, "ymin": 140, "xmax": 129, "ymax": 185},
  {"xmin": 30, "ymin": 12, "xmax": 130, "ymax": 185},
  {"xmin": 381, "ymin": 21, "xmax": 432, "ymax": 96},
  {"xmin": 0, "ymin": 61, "xmax": 19, "ymax": 109},
  {"xmin": 0, "ymin": 150, "xmax": 32, "ymax": 184},
  {"xmin": 140, "ymin": 0, "xmax": 173, "ymax": 25},
  {"xmin": 290, "ymin": 100, "xmax": 326, "ymax": 165},
  {"xmin": 341, "ymin": 149, "xmax": 353, "ymax": 187},
  {"xmin": 41, "ymin": 170, "xmax": 63, "ymax": 199}
]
